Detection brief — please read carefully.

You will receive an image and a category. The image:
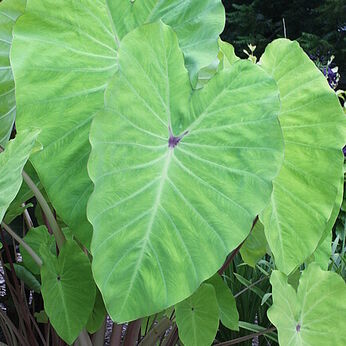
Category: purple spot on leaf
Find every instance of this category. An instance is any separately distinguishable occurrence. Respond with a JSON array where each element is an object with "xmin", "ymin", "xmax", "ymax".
[
  {"xmin": 296, "ymin": 324, "xmax": 301, "ymax": 332},
  {"xmin": 168, "ymin": 126, "xmax": 188, "ymax": 148}
]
